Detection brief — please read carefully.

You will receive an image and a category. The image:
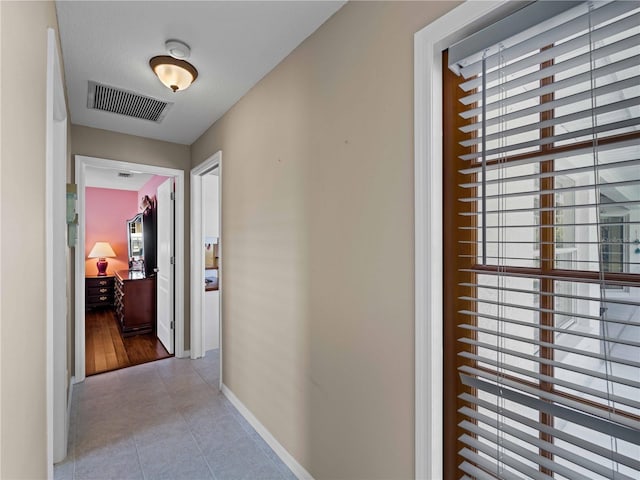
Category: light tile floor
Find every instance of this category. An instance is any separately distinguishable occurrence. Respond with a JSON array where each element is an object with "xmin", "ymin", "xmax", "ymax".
[{"xmin": 54, "ymin": 350, "xmax": 296, "ymax": 480}]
